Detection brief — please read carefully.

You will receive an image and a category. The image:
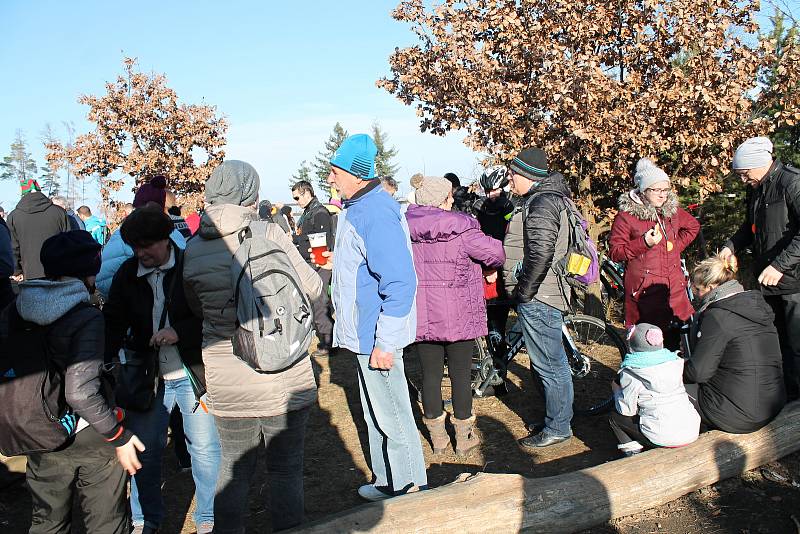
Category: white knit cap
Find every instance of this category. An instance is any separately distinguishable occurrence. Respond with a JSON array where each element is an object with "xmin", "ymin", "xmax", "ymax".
[
  {"xmin": 634, "ymin": 158, "xmax": 670, "ymax": 191},
  {"xmin": 732, "ymin": 137, "xmax": 774, "ymax": 170}
]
